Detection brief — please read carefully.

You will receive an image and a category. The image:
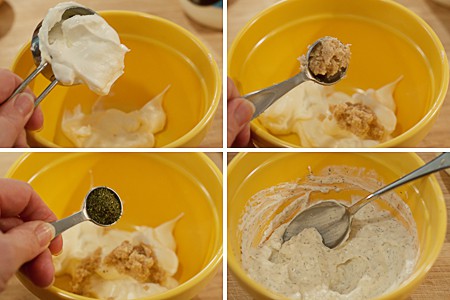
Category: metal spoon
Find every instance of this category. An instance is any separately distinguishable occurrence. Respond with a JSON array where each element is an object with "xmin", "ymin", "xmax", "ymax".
[
  {"xmin": 244, "ymin": 37, "xmax": 349, "ymax": 119},
  {"xmin": 51, "ymin": 186, "xmax": 123, "ymax": 238},
  {"xmin": 5, "ymin": 6, "xmax": 95, "ymax": 107},
  {"xmin": 283, "ymin": 152, "xmax": 450, "ymax": 249}
]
